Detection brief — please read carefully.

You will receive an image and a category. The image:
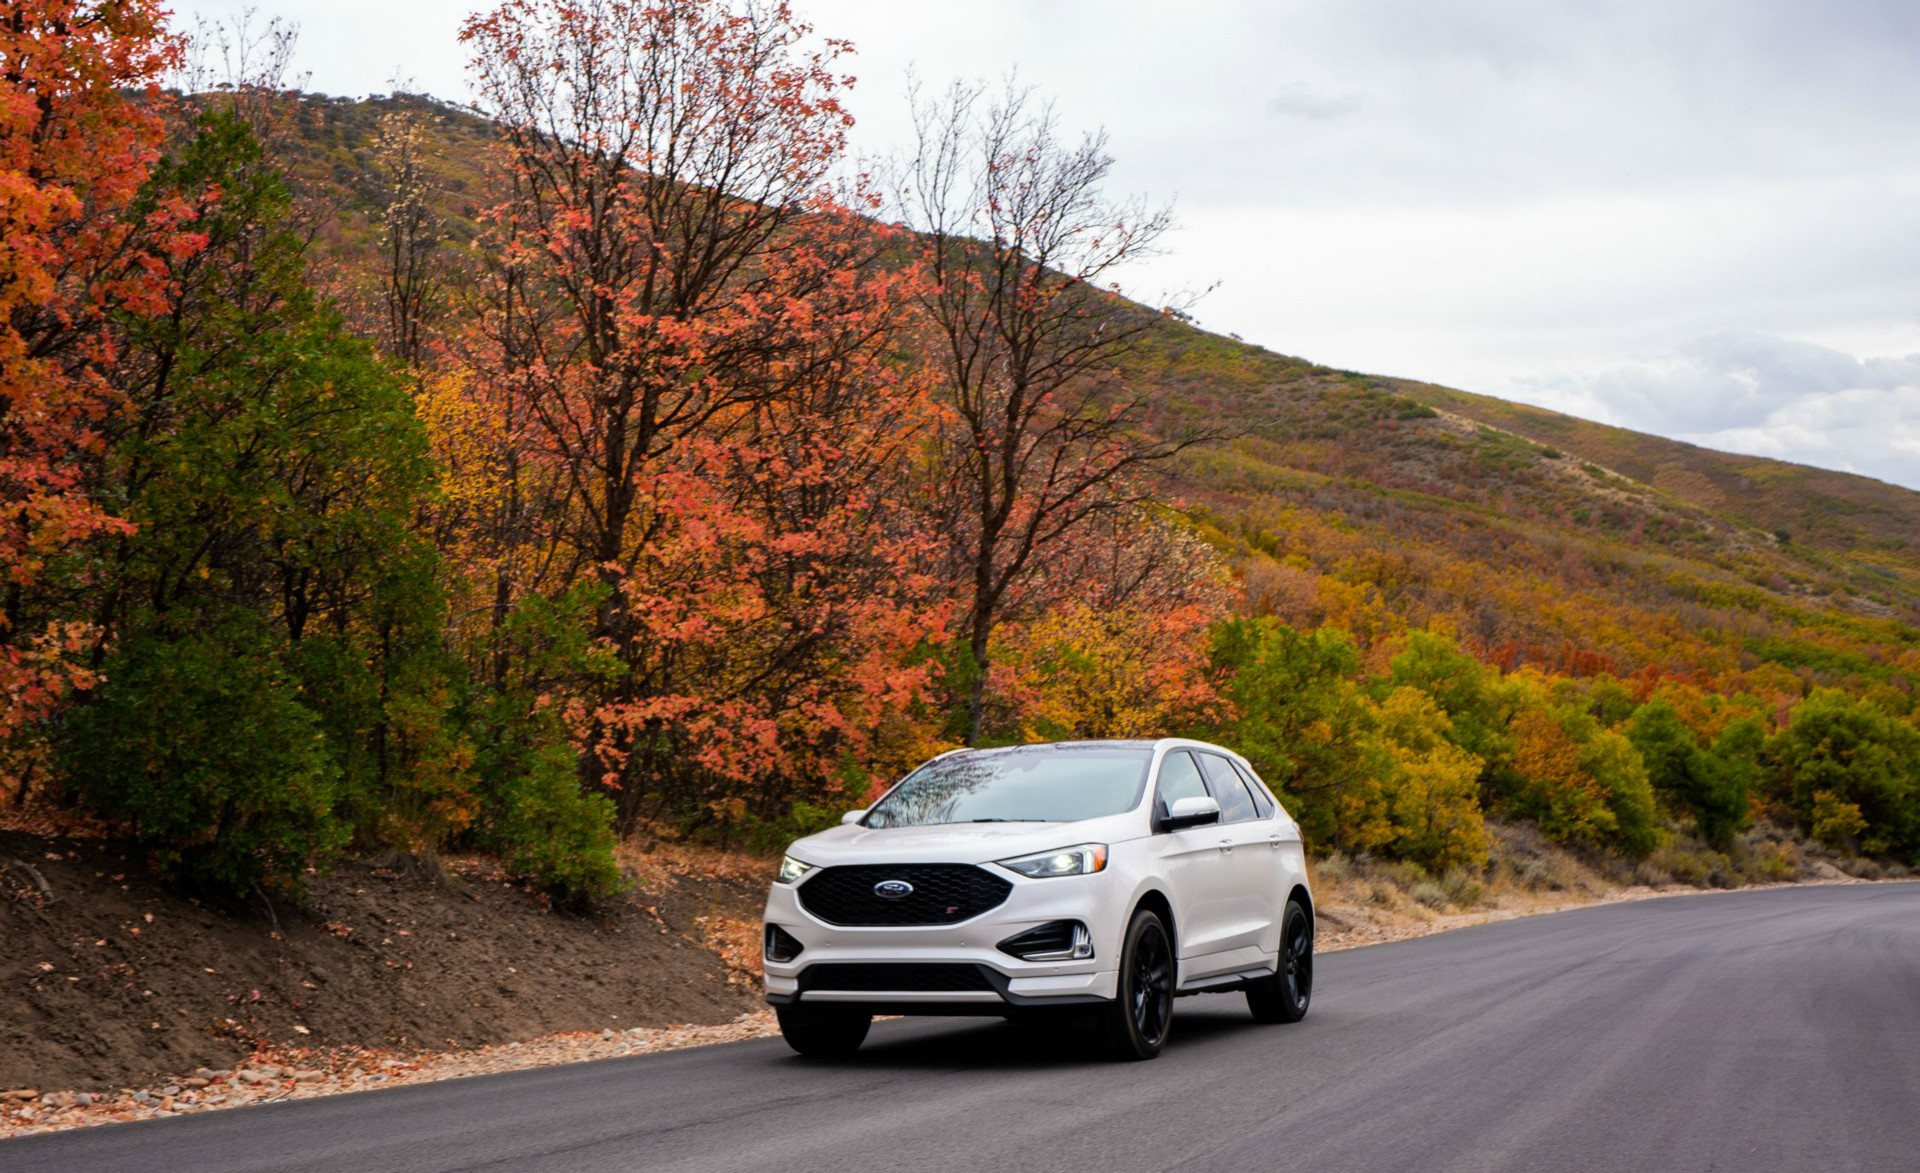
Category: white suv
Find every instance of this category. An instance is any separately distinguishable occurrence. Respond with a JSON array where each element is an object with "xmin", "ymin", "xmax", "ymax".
[{"xmin": 762, "ymin": 739, "xmax": 1314, "ymax": 1060}]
